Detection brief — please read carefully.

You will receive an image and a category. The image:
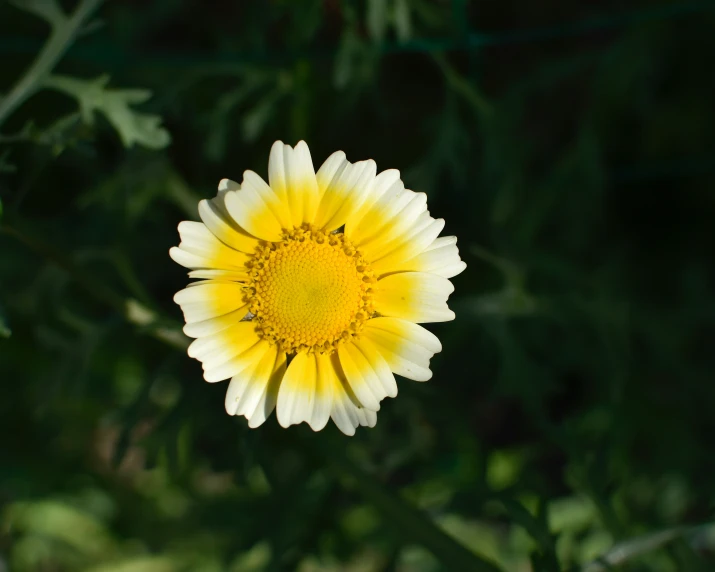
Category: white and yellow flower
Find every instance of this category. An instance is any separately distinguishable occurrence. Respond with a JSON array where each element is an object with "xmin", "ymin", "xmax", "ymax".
[{"xmin": 170, "ymin": 141, "xmax": 465, "ymax": 435}]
